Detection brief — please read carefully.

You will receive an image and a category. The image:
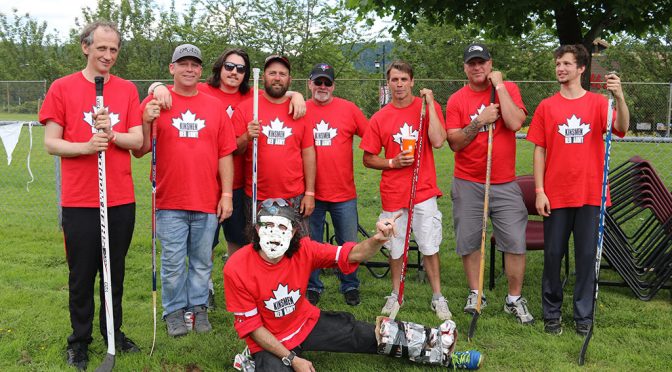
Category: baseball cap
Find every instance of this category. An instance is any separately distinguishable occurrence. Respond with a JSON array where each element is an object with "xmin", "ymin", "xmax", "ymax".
[
  {"xmin": 264, "ymin": 54, "xmax": 291, "ymax": 72},
  {"xmin": 463, "ymin": 43, "xmax": 491, "ymax": 63},
  {"xmin": 309, "ymin": 63, "xmax": 334, "ymax": 82},
  {"xmin": 172, "ymin": 44, "xmax": 202, "ymax": 64}
]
